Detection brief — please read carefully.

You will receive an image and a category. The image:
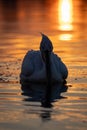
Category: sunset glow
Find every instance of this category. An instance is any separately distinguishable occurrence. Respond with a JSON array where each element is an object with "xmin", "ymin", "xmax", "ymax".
[
  {"xmin": 59, "ymin": 34, "xmax": 72, "ymax": 41},
  {"xmin": 58, "ymin": 0, "xmax": 73, "ymax": 31}
]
